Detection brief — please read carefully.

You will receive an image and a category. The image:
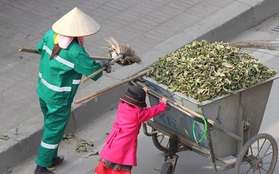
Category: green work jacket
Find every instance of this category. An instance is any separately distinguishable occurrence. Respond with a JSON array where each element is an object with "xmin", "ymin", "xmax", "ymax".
[{"xmin": 36, "ymin": 30, "xmax": 102, "ymax": 105}]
